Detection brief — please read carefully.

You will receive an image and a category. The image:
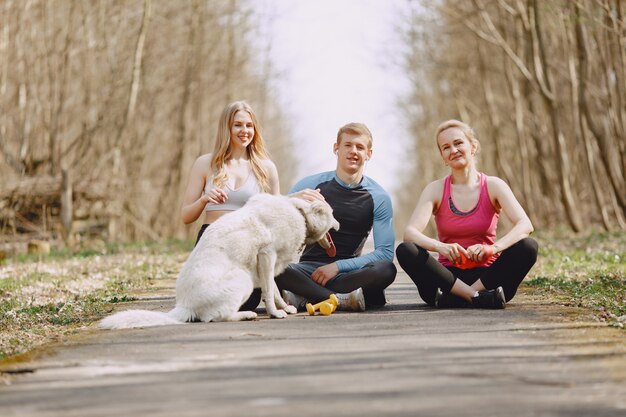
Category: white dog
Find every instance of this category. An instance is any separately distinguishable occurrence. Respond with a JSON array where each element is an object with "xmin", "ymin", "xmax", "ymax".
[{"xmin": 100, "ymin": 194, "xmax": 339, "ymax": 329}]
